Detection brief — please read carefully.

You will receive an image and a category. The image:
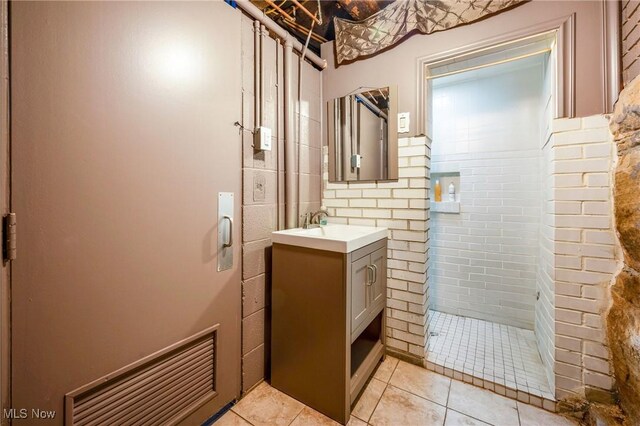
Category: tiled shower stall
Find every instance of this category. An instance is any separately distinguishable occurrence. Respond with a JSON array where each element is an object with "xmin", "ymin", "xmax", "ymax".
[{"xmin": 323, "ymin": 69, "xmax": 619, "ymax": 411}]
